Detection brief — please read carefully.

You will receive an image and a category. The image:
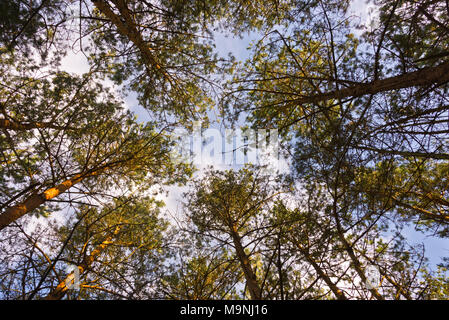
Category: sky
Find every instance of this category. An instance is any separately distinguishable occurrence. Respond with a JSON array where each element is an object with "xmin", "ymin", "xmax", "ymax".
[{"xmin": 54, "ymin": 0, "xmax": 449, "ymax": 270}]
